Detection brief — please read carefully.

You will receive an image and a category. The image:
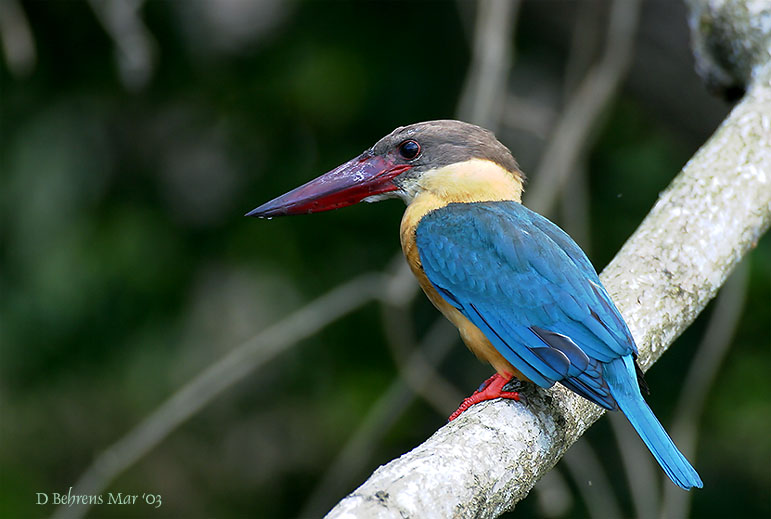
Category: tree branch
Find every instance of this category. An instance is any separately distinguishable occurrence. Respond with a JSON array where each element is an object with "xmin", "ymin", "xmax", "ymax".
[
  {"xmin": 686, "ymin": 0, "xmax": 771, "ymax": 98},
  {"xmin": 325, "ymin": 73, "xmax": 771, "ymax": 519}
]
